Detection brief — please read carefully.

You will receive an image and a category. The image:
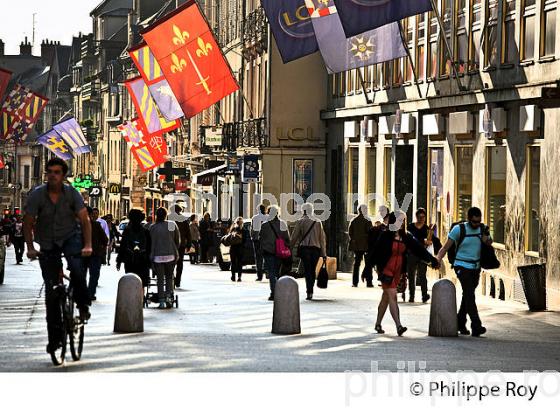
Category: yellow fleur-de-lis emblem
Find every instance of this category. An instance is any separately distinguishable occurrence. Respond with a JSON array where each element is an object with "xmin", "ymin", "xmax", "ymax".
[
  {"xmin": 172, "ymin": 25, "xmax": 190, "ymax": 46},
  {"xmin": 170, "ymin": 53, "xmax": 187, "ymax": 73},
  {"xmin": 196, "ymin": 37, "xmax": 213, "ymax": 58}
]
